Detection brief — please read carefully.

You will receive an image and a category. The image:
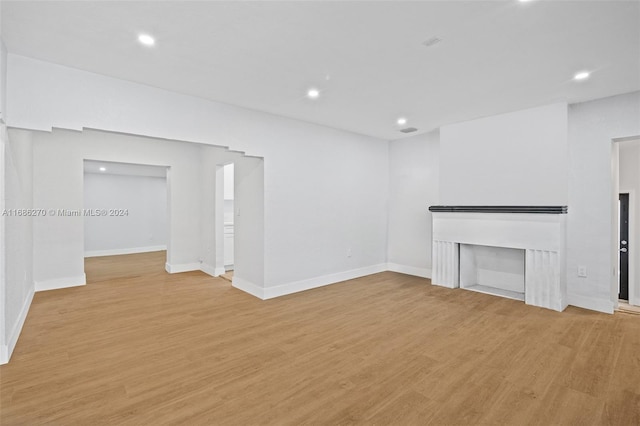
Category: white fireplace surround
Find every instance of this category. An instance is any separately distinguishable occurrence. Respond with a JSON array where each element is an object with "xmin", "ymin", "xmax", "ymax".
[{"xmin": 430, "ymin": 208, "xmax": 567, "ymax": 312}]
